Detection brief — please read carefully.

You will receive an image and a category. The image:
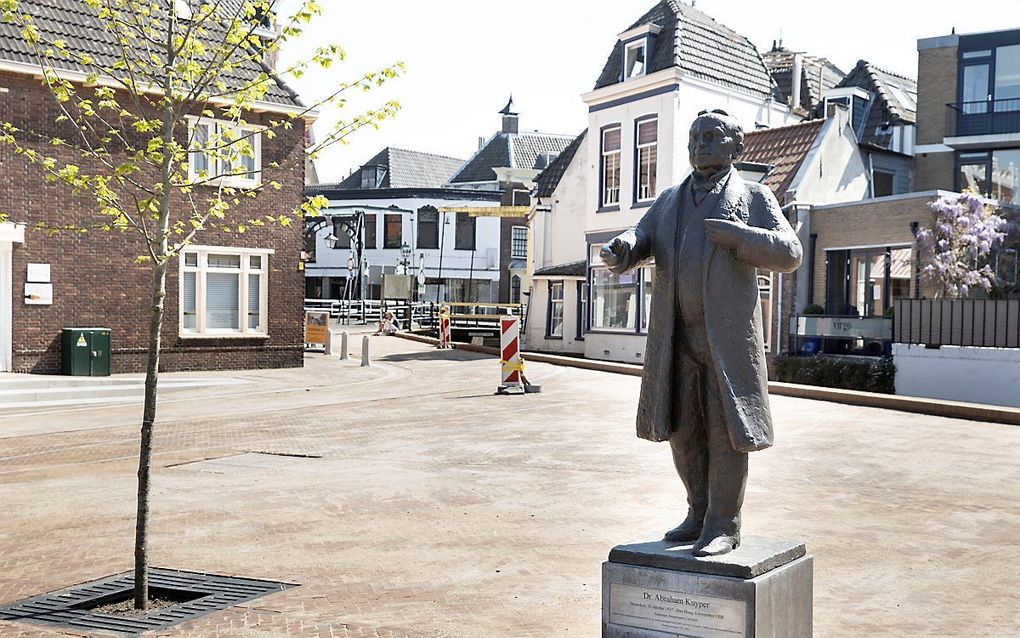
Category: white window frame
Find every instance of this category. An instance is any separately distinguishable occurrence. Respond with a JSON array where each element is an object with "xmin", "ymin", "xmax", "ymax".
[
  {"xmin": 635, "ymin": 117, "xmax": 658, "ymax": 203},
  {"xmin": 624, "ymin": 40, "xmax": 646, "ymax": 79},
  {"xmin": 179, "ymin": 245, "xmax": 273, "ymax": 338},
  {"xmin": 602, "ymin": 126, "xmax": 621, "ymax": 207},
  {"xmin": 511, "ymin": 225, "xmax": 528, "ymax": 259},
  {"xmin": 187, "ymin": 116, "xmax": 263, "ymax": 188},
  {"xmin": 547, "ymin": 281, "xmax": 564, "ymax": 338}
]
